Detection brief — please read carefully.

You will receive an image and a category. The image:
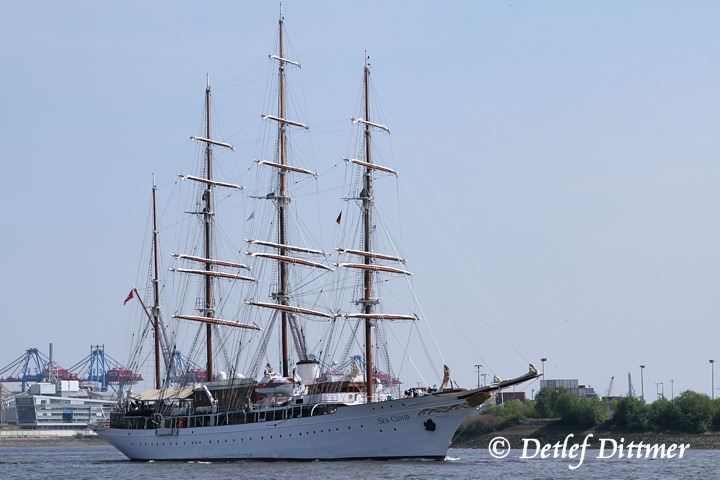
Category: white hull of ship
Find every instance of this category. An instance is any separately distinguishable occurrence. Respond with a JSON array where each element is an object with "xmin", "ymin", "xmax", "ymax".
[{"xmin": 95, "ymin": 390, "xmax": 482, "ymax": 461}]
